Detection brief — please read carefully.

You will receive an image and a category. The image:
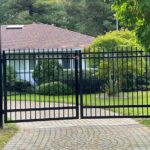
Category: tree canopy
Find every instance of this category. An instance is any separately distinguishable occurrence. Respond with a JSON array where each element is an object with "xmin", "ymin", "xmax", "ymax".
[
  {"xmin": 0, "ymin": 0, "xmax": 68, "ymax": 26},
  {"xmin": 65, "ymin": 0, "xmax": 115, "ymax": 36},
  {"xmin": 0, "ymin": 0, "xmax": 116, "ymax": 36},
  {"xmin": 112, "ymin": 0, "xmax": 150, "ymax": 51}
]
